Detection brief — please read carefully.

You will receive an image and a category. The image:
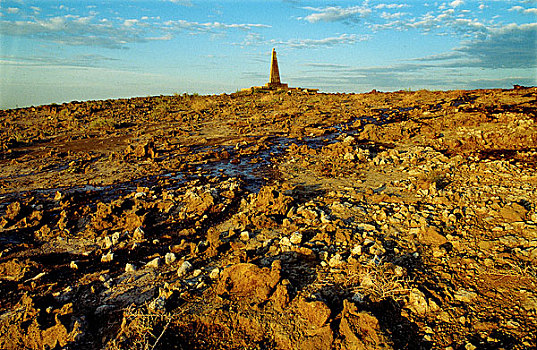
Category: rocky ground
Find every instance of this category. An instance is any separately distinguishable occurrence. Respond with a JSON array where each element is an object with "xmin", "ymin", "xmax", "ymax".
[{"xmin": 0, "ymin": 87, "xmax": 536, "ymax": 349}]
